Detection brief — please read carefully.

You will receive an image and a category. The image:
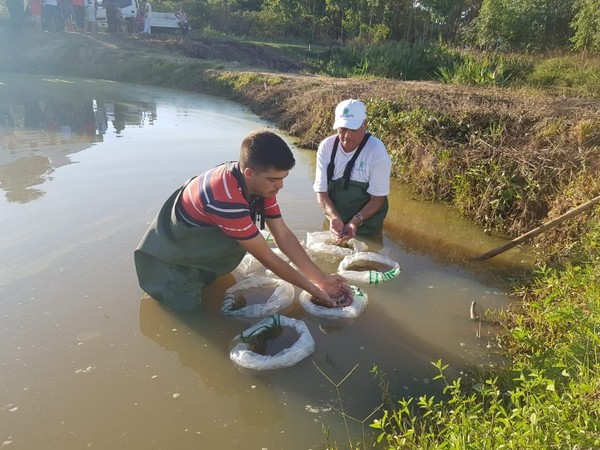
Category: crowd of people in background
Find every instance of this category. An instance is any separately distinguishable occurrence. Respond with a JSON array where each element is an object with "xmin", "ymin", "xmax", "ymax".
[
  {"xmin": 3, "ymin": 0, "xmax": 188, "ymax": 35},
  {"xmin": 5, "ymin": 0, "xmax": 96, "ymax": 32}
]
